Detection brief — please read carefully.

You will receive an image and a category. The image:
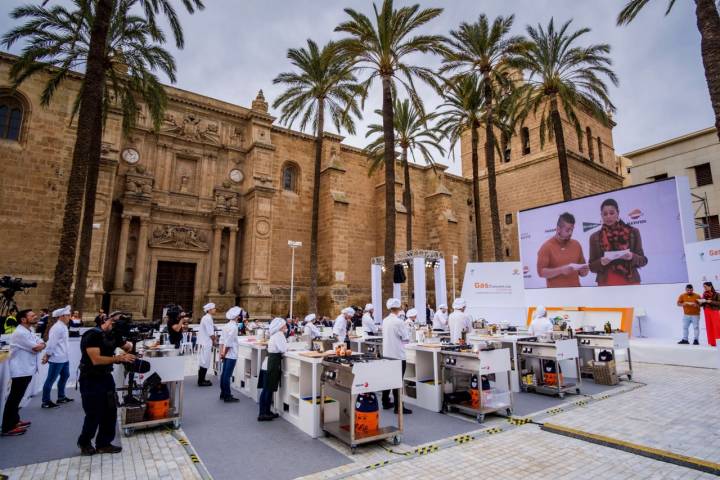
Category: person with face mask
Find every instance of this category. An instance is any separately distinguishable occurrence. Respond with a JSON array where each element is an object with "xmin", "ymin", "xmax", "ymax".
[
  {"xmin": 432, "ymin": 304, "xmax": 449, "ymax": 332},
  {"xmin": 258, "ymin": 318, "xmax": 288, "ymax": 421},
  {"xmin": 197, "ymin": 303, "xmax": 216, "ymax": 387},
  {"xmin": 448, "ymin": 298, "xmax": 472, "ymax": 344},
  {"xmin": 528, "ymin": 306, "xmax": 553, "ymax": 337}
]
